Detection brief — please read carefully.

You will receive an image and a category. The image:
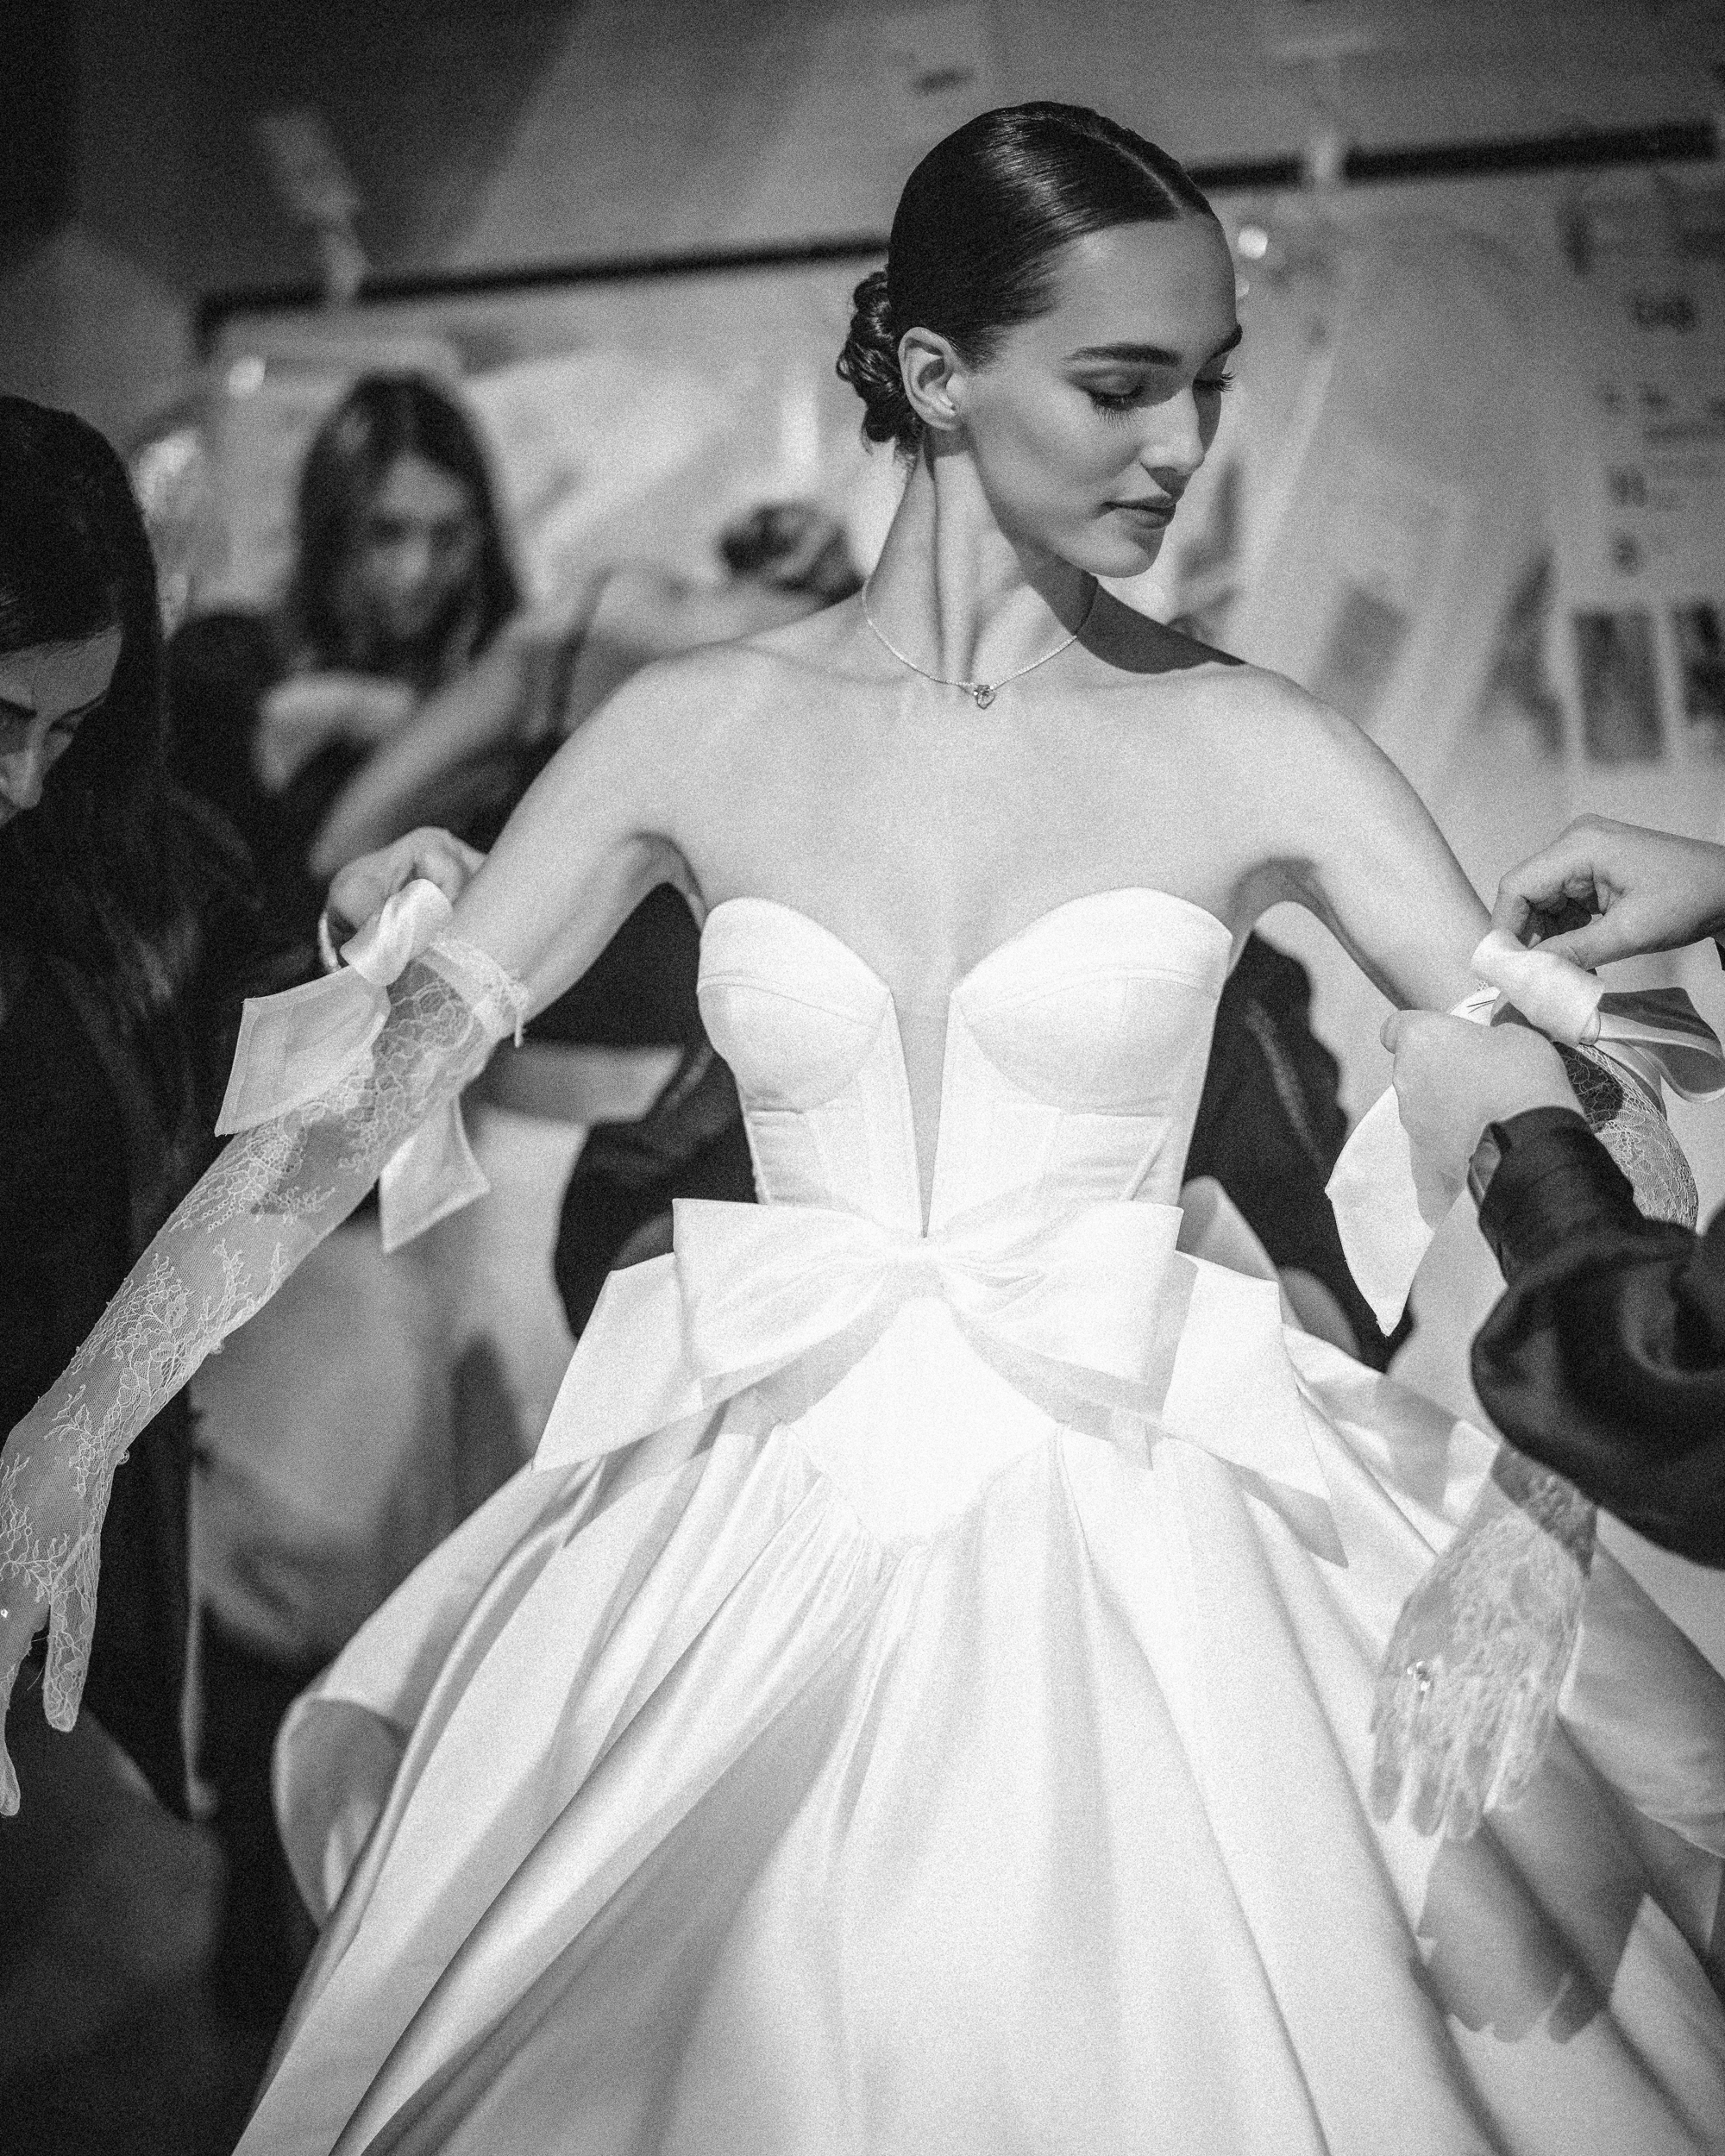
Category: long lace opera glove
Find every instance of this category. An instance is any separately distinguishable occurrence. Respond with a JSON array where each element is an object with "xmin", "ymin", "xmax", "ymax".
[
  {"xmin": 0, "ymin": 931, "xmax": 526, "ymax": 1814},
  {"xmin": 1370, "ymin": 1046, "xmax": 1697, "ymax": 1841}
]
